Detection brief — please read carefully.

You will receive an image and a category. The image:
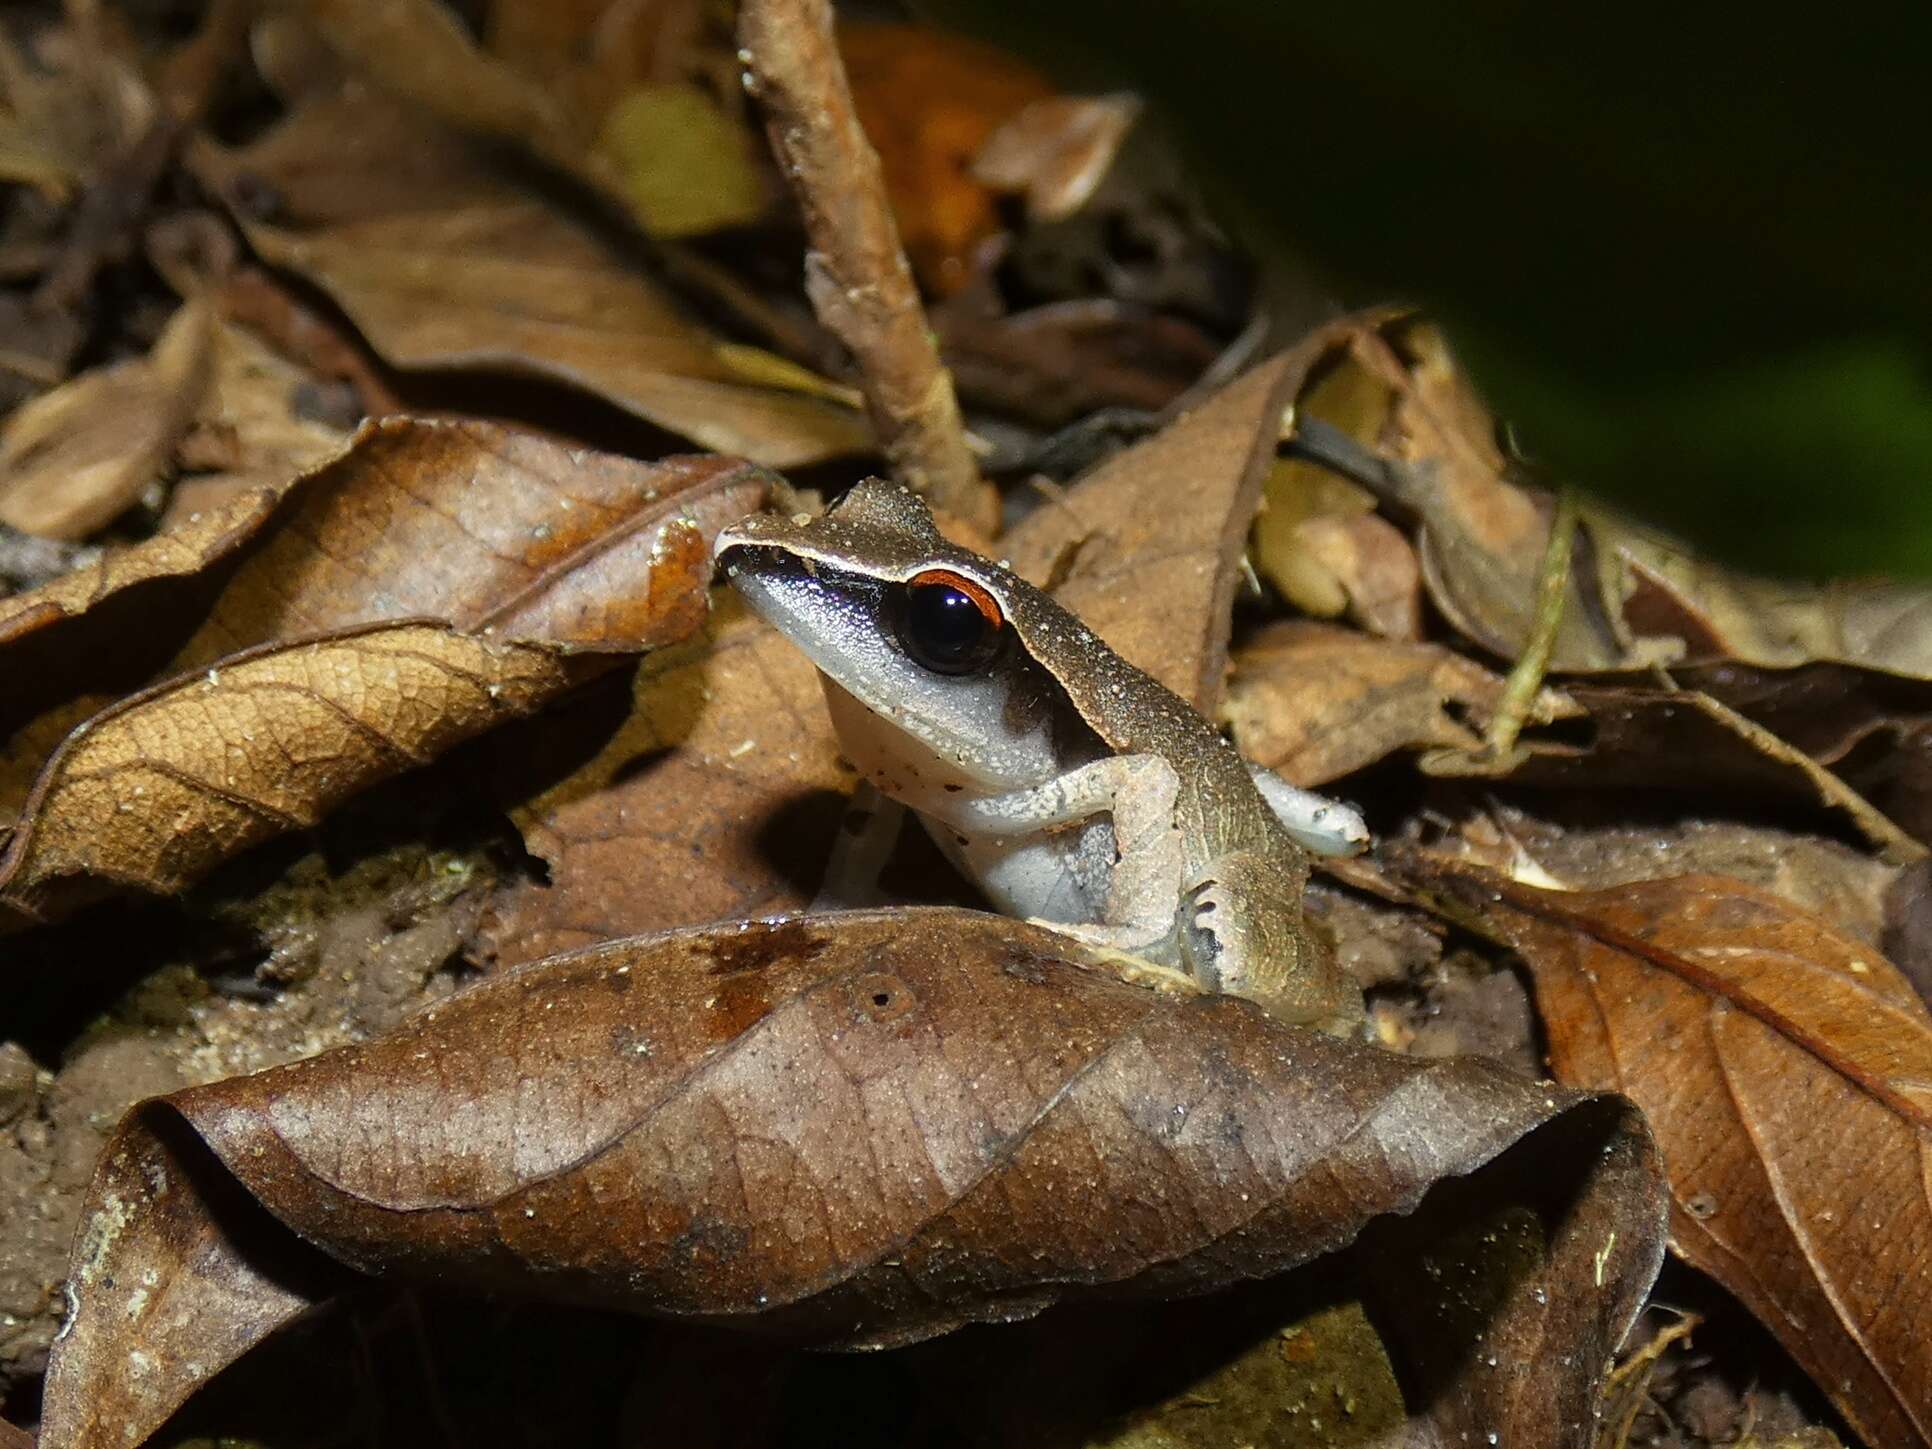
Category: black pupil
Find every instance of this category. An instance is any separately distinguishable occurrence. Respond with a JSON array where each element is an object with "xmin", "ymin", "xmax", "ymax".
[{"xmin": 899, "ymin": 582, "xmax": 999, "ymax": 674}]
